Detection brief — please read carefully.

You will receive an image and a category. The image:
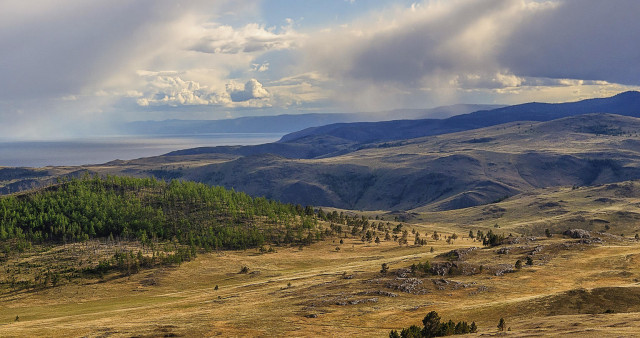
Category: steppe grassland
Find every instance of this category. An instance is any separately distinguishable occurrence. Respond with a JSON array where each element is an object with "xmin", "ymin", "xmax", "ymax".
[{"xmin": 2, "ymin": 212, "xmax": 640, "ymax": 336}]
